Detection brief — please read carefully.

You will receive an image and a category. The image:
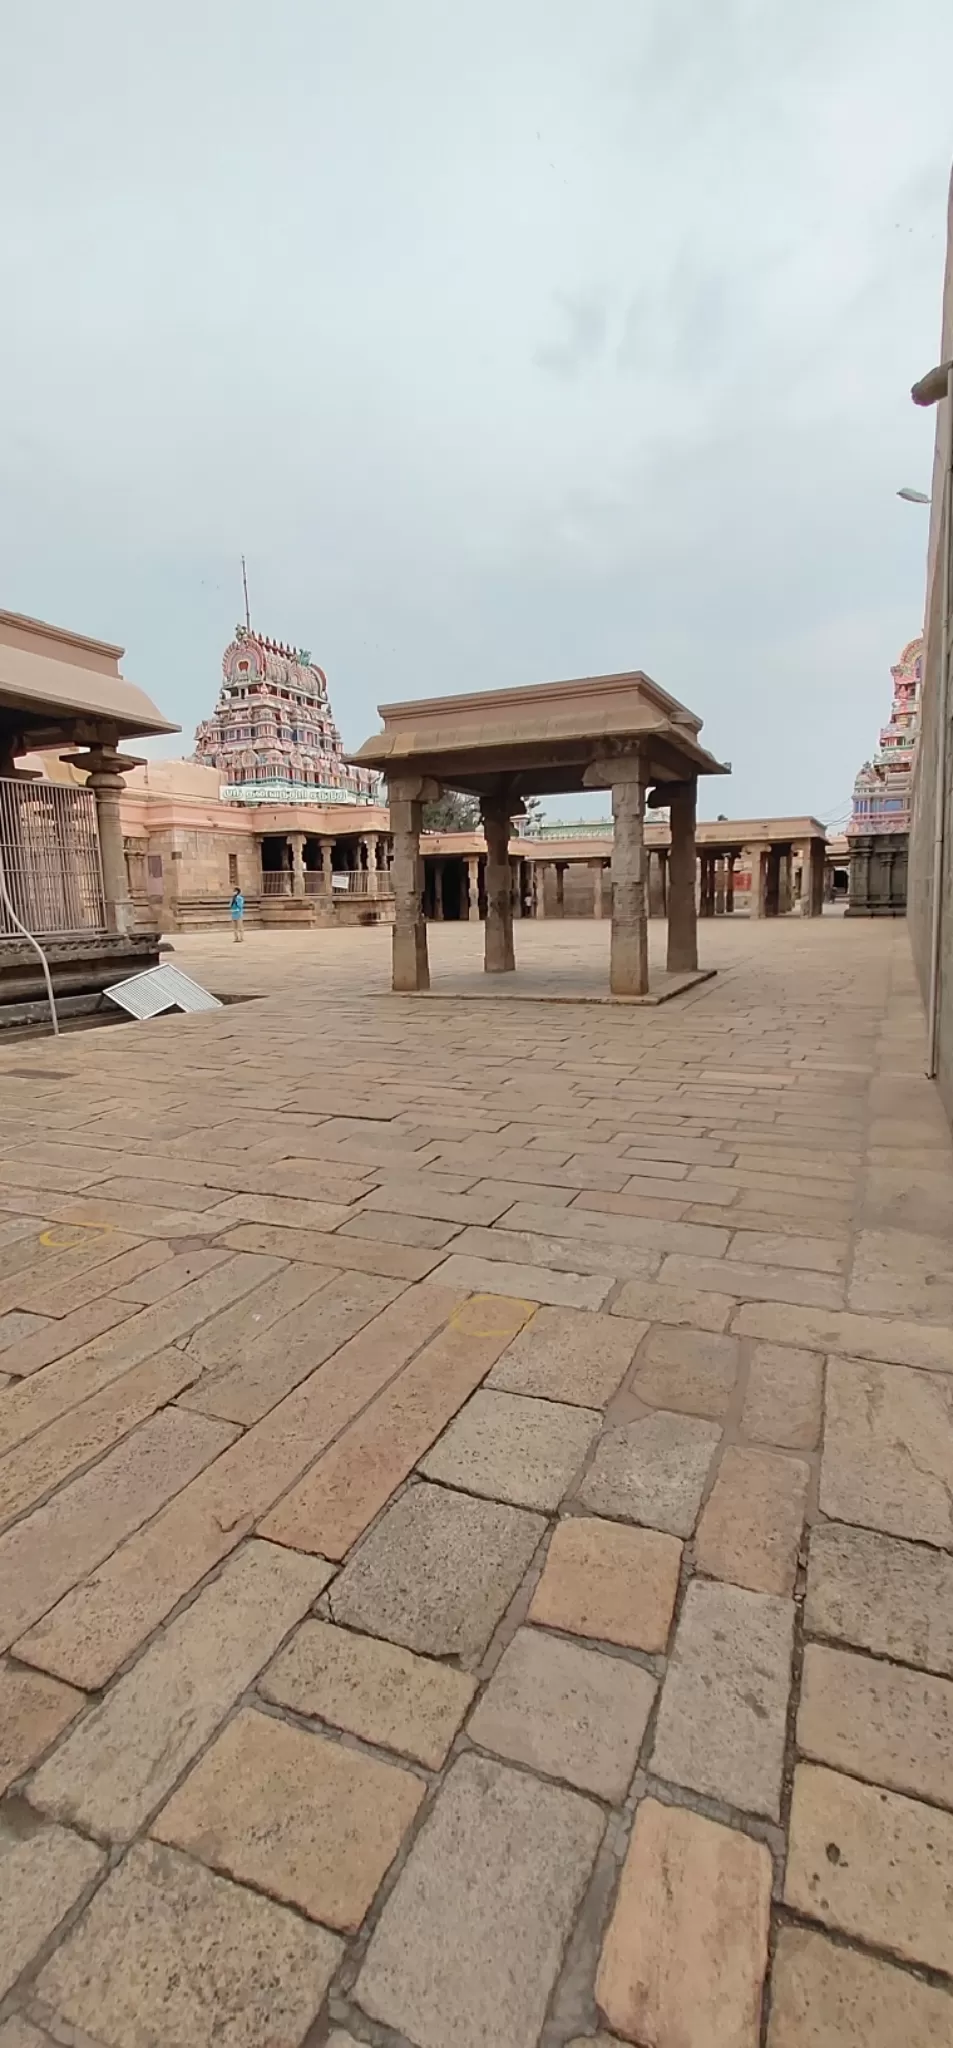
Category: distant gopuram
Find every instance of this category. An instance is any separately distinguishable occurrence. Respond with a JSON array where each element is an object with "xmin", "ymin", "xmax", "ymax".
[
  {"xmin": 194, "ymin": 624, "xmax": 379, "ymax": 807},
  {"xmin": 846, "ymin": 635, "xmax": 922, "ymax": 915}
]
